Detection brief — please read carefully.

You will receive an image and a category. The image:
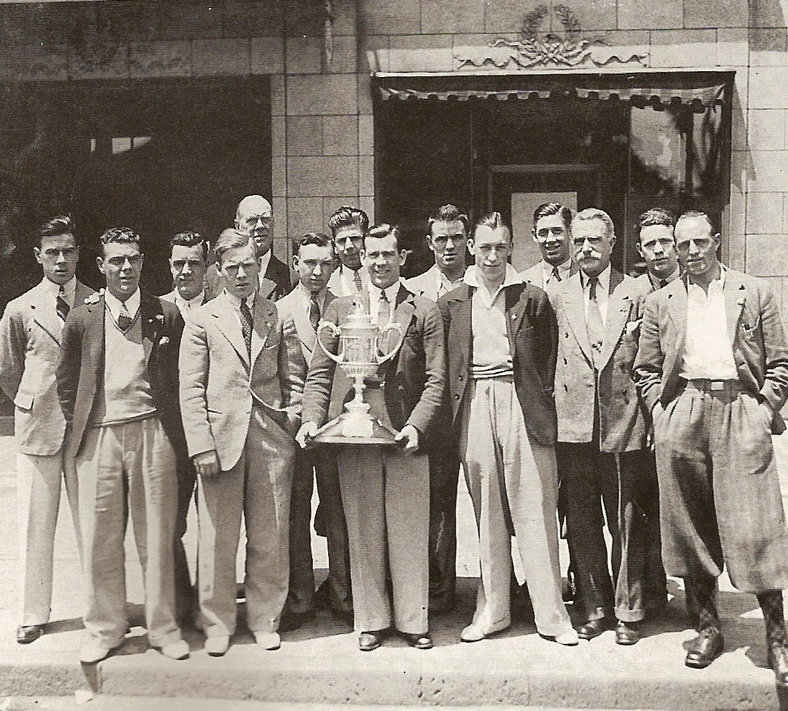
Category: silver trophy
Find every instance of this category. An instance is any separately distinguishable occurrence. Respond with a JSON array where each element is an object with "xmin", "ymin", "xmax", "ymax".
[{"xmin": 313, "ymin": 295, "xmax": 403, "ymax": 444}]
